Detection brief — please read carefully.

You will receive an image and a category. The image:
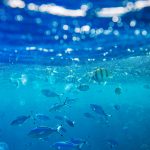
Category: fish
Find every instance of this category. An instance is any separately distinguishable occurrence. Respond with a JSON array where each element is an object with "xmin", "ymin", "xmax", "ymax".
[
  {"xmin": 83, "ymin": 112, "xmax": 95, "ymax": 119},
  {"xmin": 77, "ymin": 84, "xmax": 89, "ymax": 91},
  {"xmin": 41, "ymin": 89, "xmax": 60, "ymax": 100},
  {"xmin": 64, "ymin": 116, "xmax": 75, "ymax": 127},
  {"xmin": 65, "ymin": 97, "xmax": 78, "ymax": 105},
  {"xmin": 51, "ymin": 141, "xmax": 84, "ymax": 150},
  {"xmin": 59, "ymin": 126, "xmax": 67, "ymax": 133},
  {"xmin": 28, "ymin": 125, "xmax": 63, "ymax": 138},
  {"xmin": 70, "ymin": 138, "xmax": 87, "ymax": 145},
  {"xmin": 49, "ymin": 100, "xmax": 67, "ymax": 112},
  {"xmin": 10, "ymin": 115, "xmax": 30, "ymax": 126},
  {"xmin": 54, "ymin": 115, "xmax": 64, "ymax": 121},
  {"xmin": 90, "ymin": 104, "xmax": 110, "ymax": 118},
  {"xmin": 35, "ymin": 114, "xmax": 50, "ymax": 121},
  {"xmin": 107, "ymin": 139, "xmax": 118, "ymax": 149},
  {"xmin": 115, "ymin": 87, "xmax": 122, "ymax": 95},
  {"xmin": 92, "ymin": 68, "xmax": 110, "ymax": 84},
  {"xmin": 114, "ymin": 104, "xmax": 120, "ymax": 111}
]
